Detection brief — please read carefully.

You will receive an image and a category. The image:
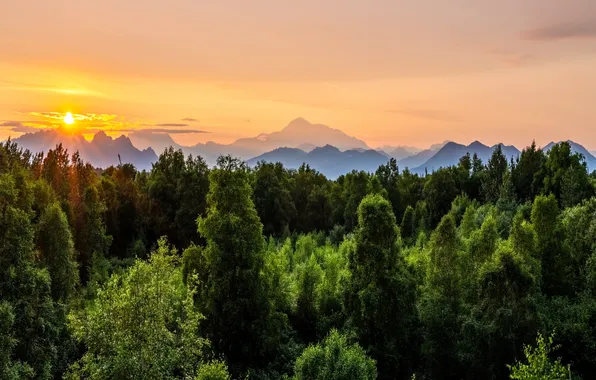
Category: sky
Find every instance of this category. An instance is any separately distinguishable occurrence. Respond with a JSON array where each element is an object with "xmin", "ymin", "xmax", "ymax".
[{"xmin": 1, "ymin": 0, "xmax": 596, "ymax": 150}]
